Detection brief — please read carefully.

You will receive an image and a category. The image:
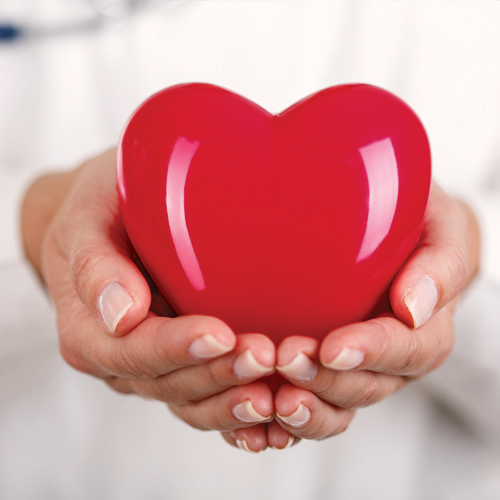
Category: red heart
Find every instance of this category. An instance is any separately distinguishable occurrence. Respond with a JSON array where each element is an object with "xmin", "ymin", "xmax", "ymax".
[{"xmin": 117, "ymin": 83, "xmax": 431, "ymax": 345}]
